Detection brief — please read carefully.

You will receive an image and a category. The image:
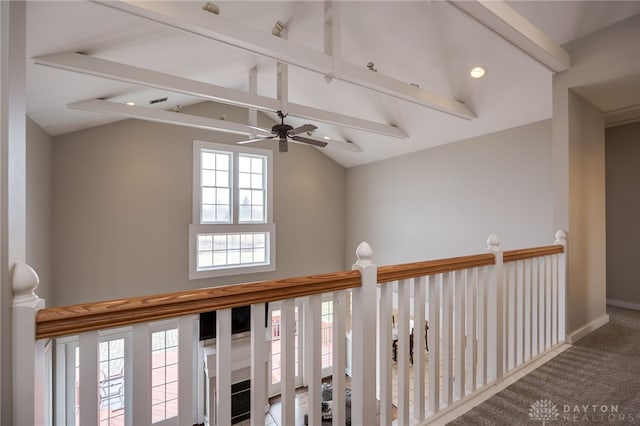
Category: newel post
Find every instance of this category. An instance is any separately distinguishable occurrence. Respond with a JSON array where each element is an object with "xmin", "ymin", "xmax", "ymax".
[
  {"xmin": 351, "ymin": 242, "xmax": 377, "ymax": 426},
  {"xmin": 554, "ymin": 230, "xmax": 568, "ymax": 343},
  {"xmin": 12, "ymin": 263, "xmax": 47, "ymax": 426},
  {"xmin": 486, "ymin": 235, "xmax": 504, "ymax": 383}
]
